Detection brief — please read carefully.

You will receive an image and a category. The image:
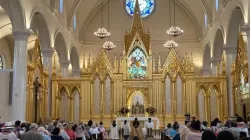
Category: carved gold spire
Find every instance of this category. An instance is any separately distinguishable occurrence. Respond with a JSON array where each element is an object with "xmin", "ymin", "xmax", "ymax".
[
  {"xmin": 217, "ymin": 63, "xmax": 221, "ymax": 76},
  {"xmin": 92, "ymin": 58, "xmax": 95, "ymax": 67},
  {"xmin": 114, "ymin": 55, "xmax": 118, "ymax": 73},
  {"xmin": 158, "ymin": 53, "xmax": 162, "ymax": 73},
  {"xmin": 87, "ymin": 54, "xmax": 91, "ymax": 72},
  {"xmin": 58, "ymin": 66, "xmax": 62, "ymax": 78},
  {"xmin": 153, "ymin": 54, "xmax": 156, "ymax": 73},
  {"xmin": 119, "ymin": 54, "xmax": 123, "ymax": 73},
  {"xmin": 190, "ymin": 53, "xmax": 194, "ymax": 72},
  {"xmin": 124, "ymin": 0, "xmax": 150, "ymax": 54},
  {"xmin": 52, "ymin": 54, "xmax": 56, "ymax": 74},
  {"xmin": 221, "ymin": 54, "xmax": 226, "ymax": 74},
  {"xmin": 81, "ymin": 54, "xmax": 86, "ymax": 73}
]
